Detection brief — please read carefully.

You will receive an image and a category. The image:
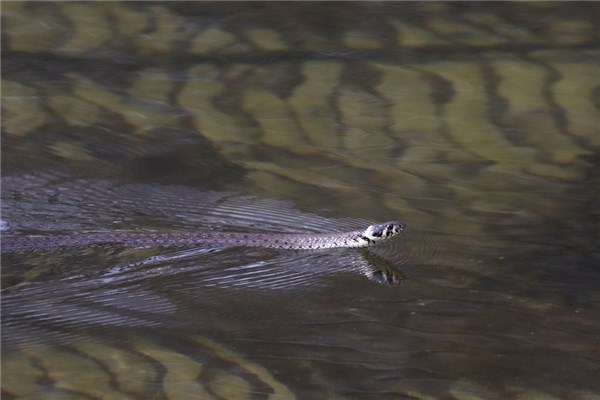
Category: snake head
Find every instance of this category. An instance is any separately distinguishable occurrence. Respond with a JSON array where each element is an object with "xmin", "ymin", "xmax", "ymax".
[{"xmin": 363, "ymin": 221, "xmax": 405, "ymax": 243}]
